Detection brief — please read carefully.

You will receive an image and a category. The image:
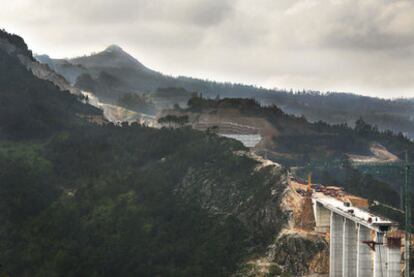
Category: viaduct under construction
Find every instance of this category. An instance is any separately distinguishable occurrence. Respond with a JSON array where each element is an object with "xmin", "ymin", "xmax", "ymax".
[
  {"xmin": 313, "ymin": 193, "xmax": 401, "ymax": 277},
  {"xmin": 297, "ymin": 151, "xmax": 412, "ymax": 277}
]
